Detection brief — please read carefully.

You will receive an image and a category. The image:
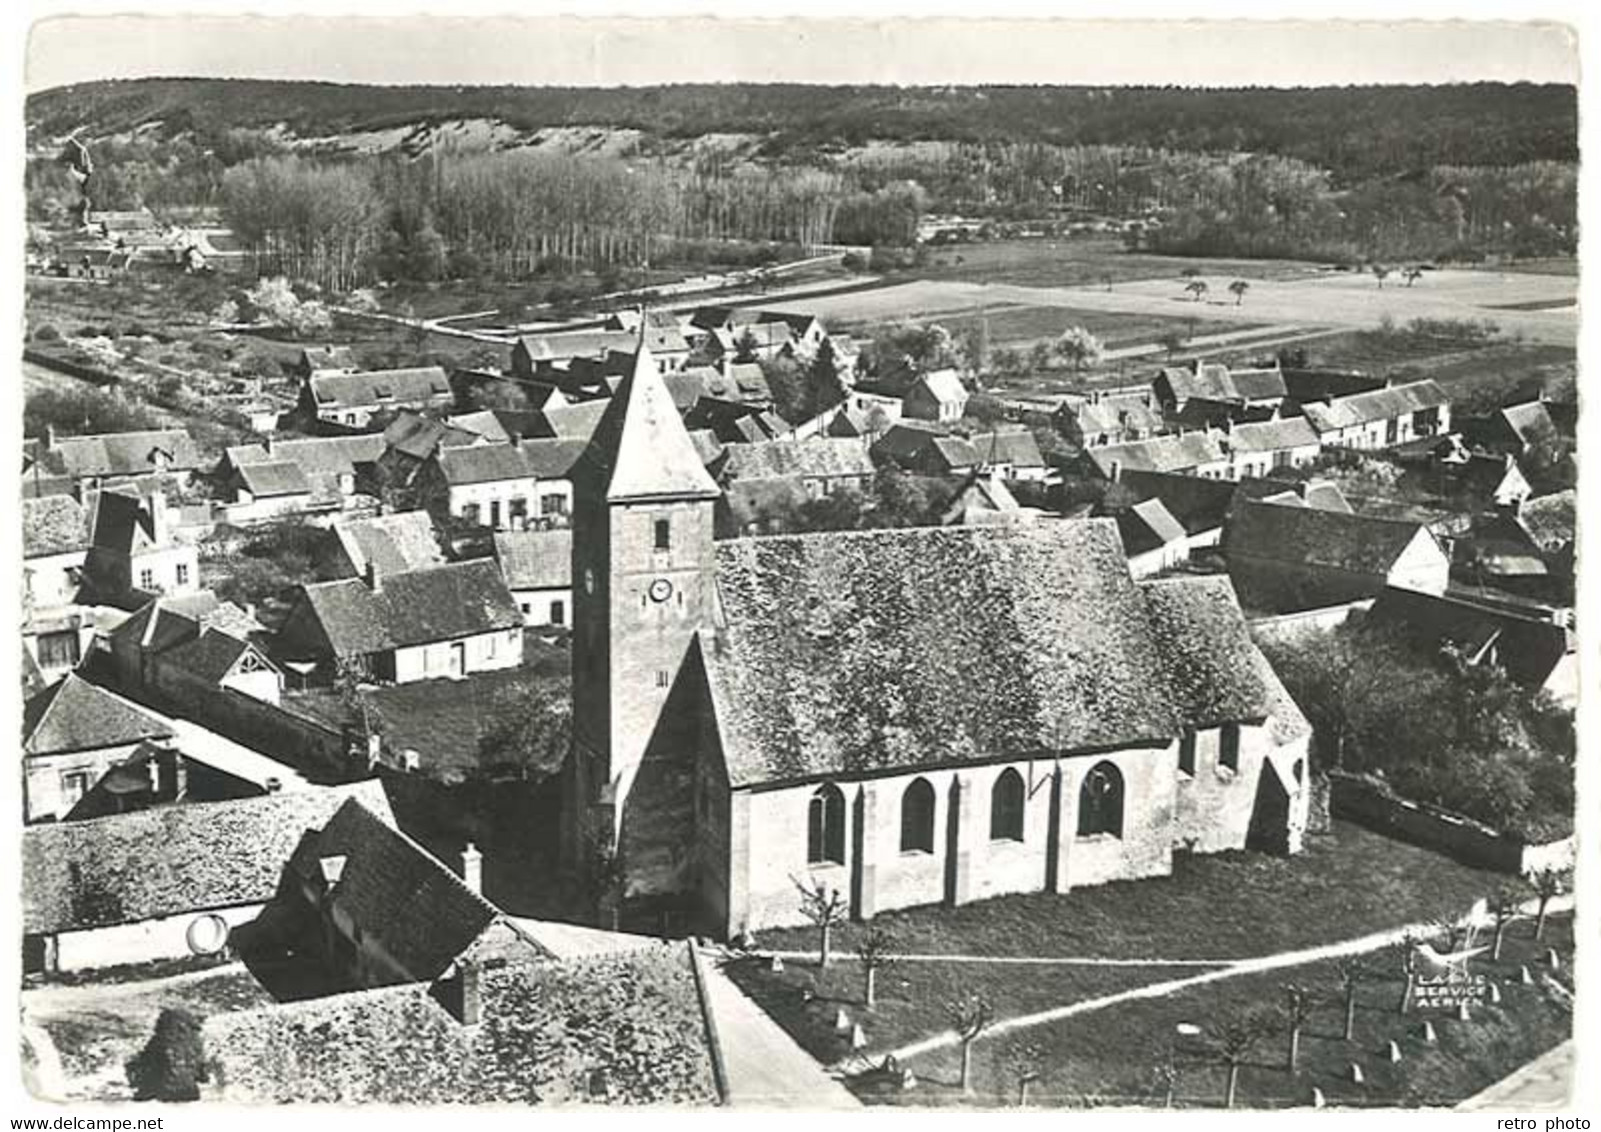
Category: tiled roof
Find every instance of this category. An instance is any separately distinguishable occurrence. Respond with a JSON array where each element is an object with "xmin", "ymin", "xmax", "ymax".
[
  {"xmin": 225, "ymin": 435, "xmax": 387, "ymax": 487},
  {"xmin": 203, "ymin": 943, "xmax": 717, "ymax": 1104},
  {"xmin": 577, "ymin": 341, "xmax": 720, "ymax": 503},
  {"xmin": 88, "ymin": 489, "xmax": 163, "ymax": 553},
  {"xmin": 437, "ymin": 439, "xmax": 588, "ymax": 485},
  {"xmin": 22, "ymin": 495, "xmax": 90, "ymax": 558},
  {"xmin": 968, "ymin": 430, "xmax": 1046, "ymax": 468},
  {"xmin": 51, "ymin": 429, "xmax": 201, "ymax": 479},
  {"xmin": 1160, "ymin": 363, "xmax": 1285, "ymax": 405},
  {"xmin": 1301, "ymin": 380, "xmax": 1449, "ymax": 433},
  {"xmin": 309, "ymin": 367, "xmax": 452, "ymax": 410},
  {"xmin": 1089, "ymin": 432, "xmax": 1226, "ymax": 476},
  {"xmin": 332, "ymin": 512, "xmax": 444, "ymax": 578},
  {"xmin": 1225, "ymin": 499, "xmax": 1437, "ymax": 575},
  {"xmin": 535, "ymin": 400, "xmax": 610, "ymax": 441},
  {"xmin": 705, "ymin": 522, "xmax": 1188, "ymax": 787},
  {"xmin": 287, "ymin": 798, "xmax": 530, "ymax": 980},
  {"xmin": 1118, "ymin": 497, "xmax": 1186, "ymax": 554},
  {"xmin": 518, "ymin": 325, "xmax": 688, "ymax": 363},
  {"xmin": 297, "ymin": 345, "xmax": 357, "ymax": 372},
  {"xmin": 687, "ymin": 429, "xmax": 725, "ymax": 466},
  {"xmin": 108, "ymin": 592, "xmax": 262, "ymax": 655},
  {"xmin": 1367, "ymin": 586, "xmax": 1573, "ymax": 690},
  {"xmin": 721, "ymin": 437, "xmax": 874, "ymax": 482},
  {"xmin": 1499, "ymin": 400, "xmax": 1556, "ymax": 445},
  {"xmin": 445, "ymin": 409, "xmax": 513, "ymax": 443},
  {"xmin": 1229, "ymin": 367, "xmax": 1289, "ymax": 402},
  {"xmin": 911, "ymin": 368, "xmax": 966, "ymax": 404},
  {"xmin": 1119, "ymin": 470, "xmax": 1242, "ymax": 536},
  {"xmin": 159, "ymin": 629, "xmax": 272, "ymax": 685},
  {"xmin": 1227, "ymin": 417, "xmax": 1320, "ymax": 454},
  {"xmin": 22, "ymin": 780, "xmax": 394, "ymax": 934},
  {"xmin": 871, "ymin": 420, "xmax": 949, "ymax": 462},
  {"xmin": 296, "ymin": 559, "xmax": 524, "ymax": 655},
  {"xmin": 928, "ymin": 435, "xmax": 982, "ymax": 470},
  {"xmin": 382, "ymin": 412, "xmax": 484, "ymax": 461},
  {"xmin": 23, "ymin": 672, "xmax": 173, "ymax": 756},
  {"xmin": 494, "ymin": 529, "xmax": 572, "ymax": 591},
  {"xmin": 238, "ymin": 460, "xmax": 313, "ymax": 498},
  {"xmin": 1519, "ymin": 490, "xmax": 1575, "ymax": 553},
  {"xmin": 702, "ymin": 362, "xmax": 772, "ymax": 405}
]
